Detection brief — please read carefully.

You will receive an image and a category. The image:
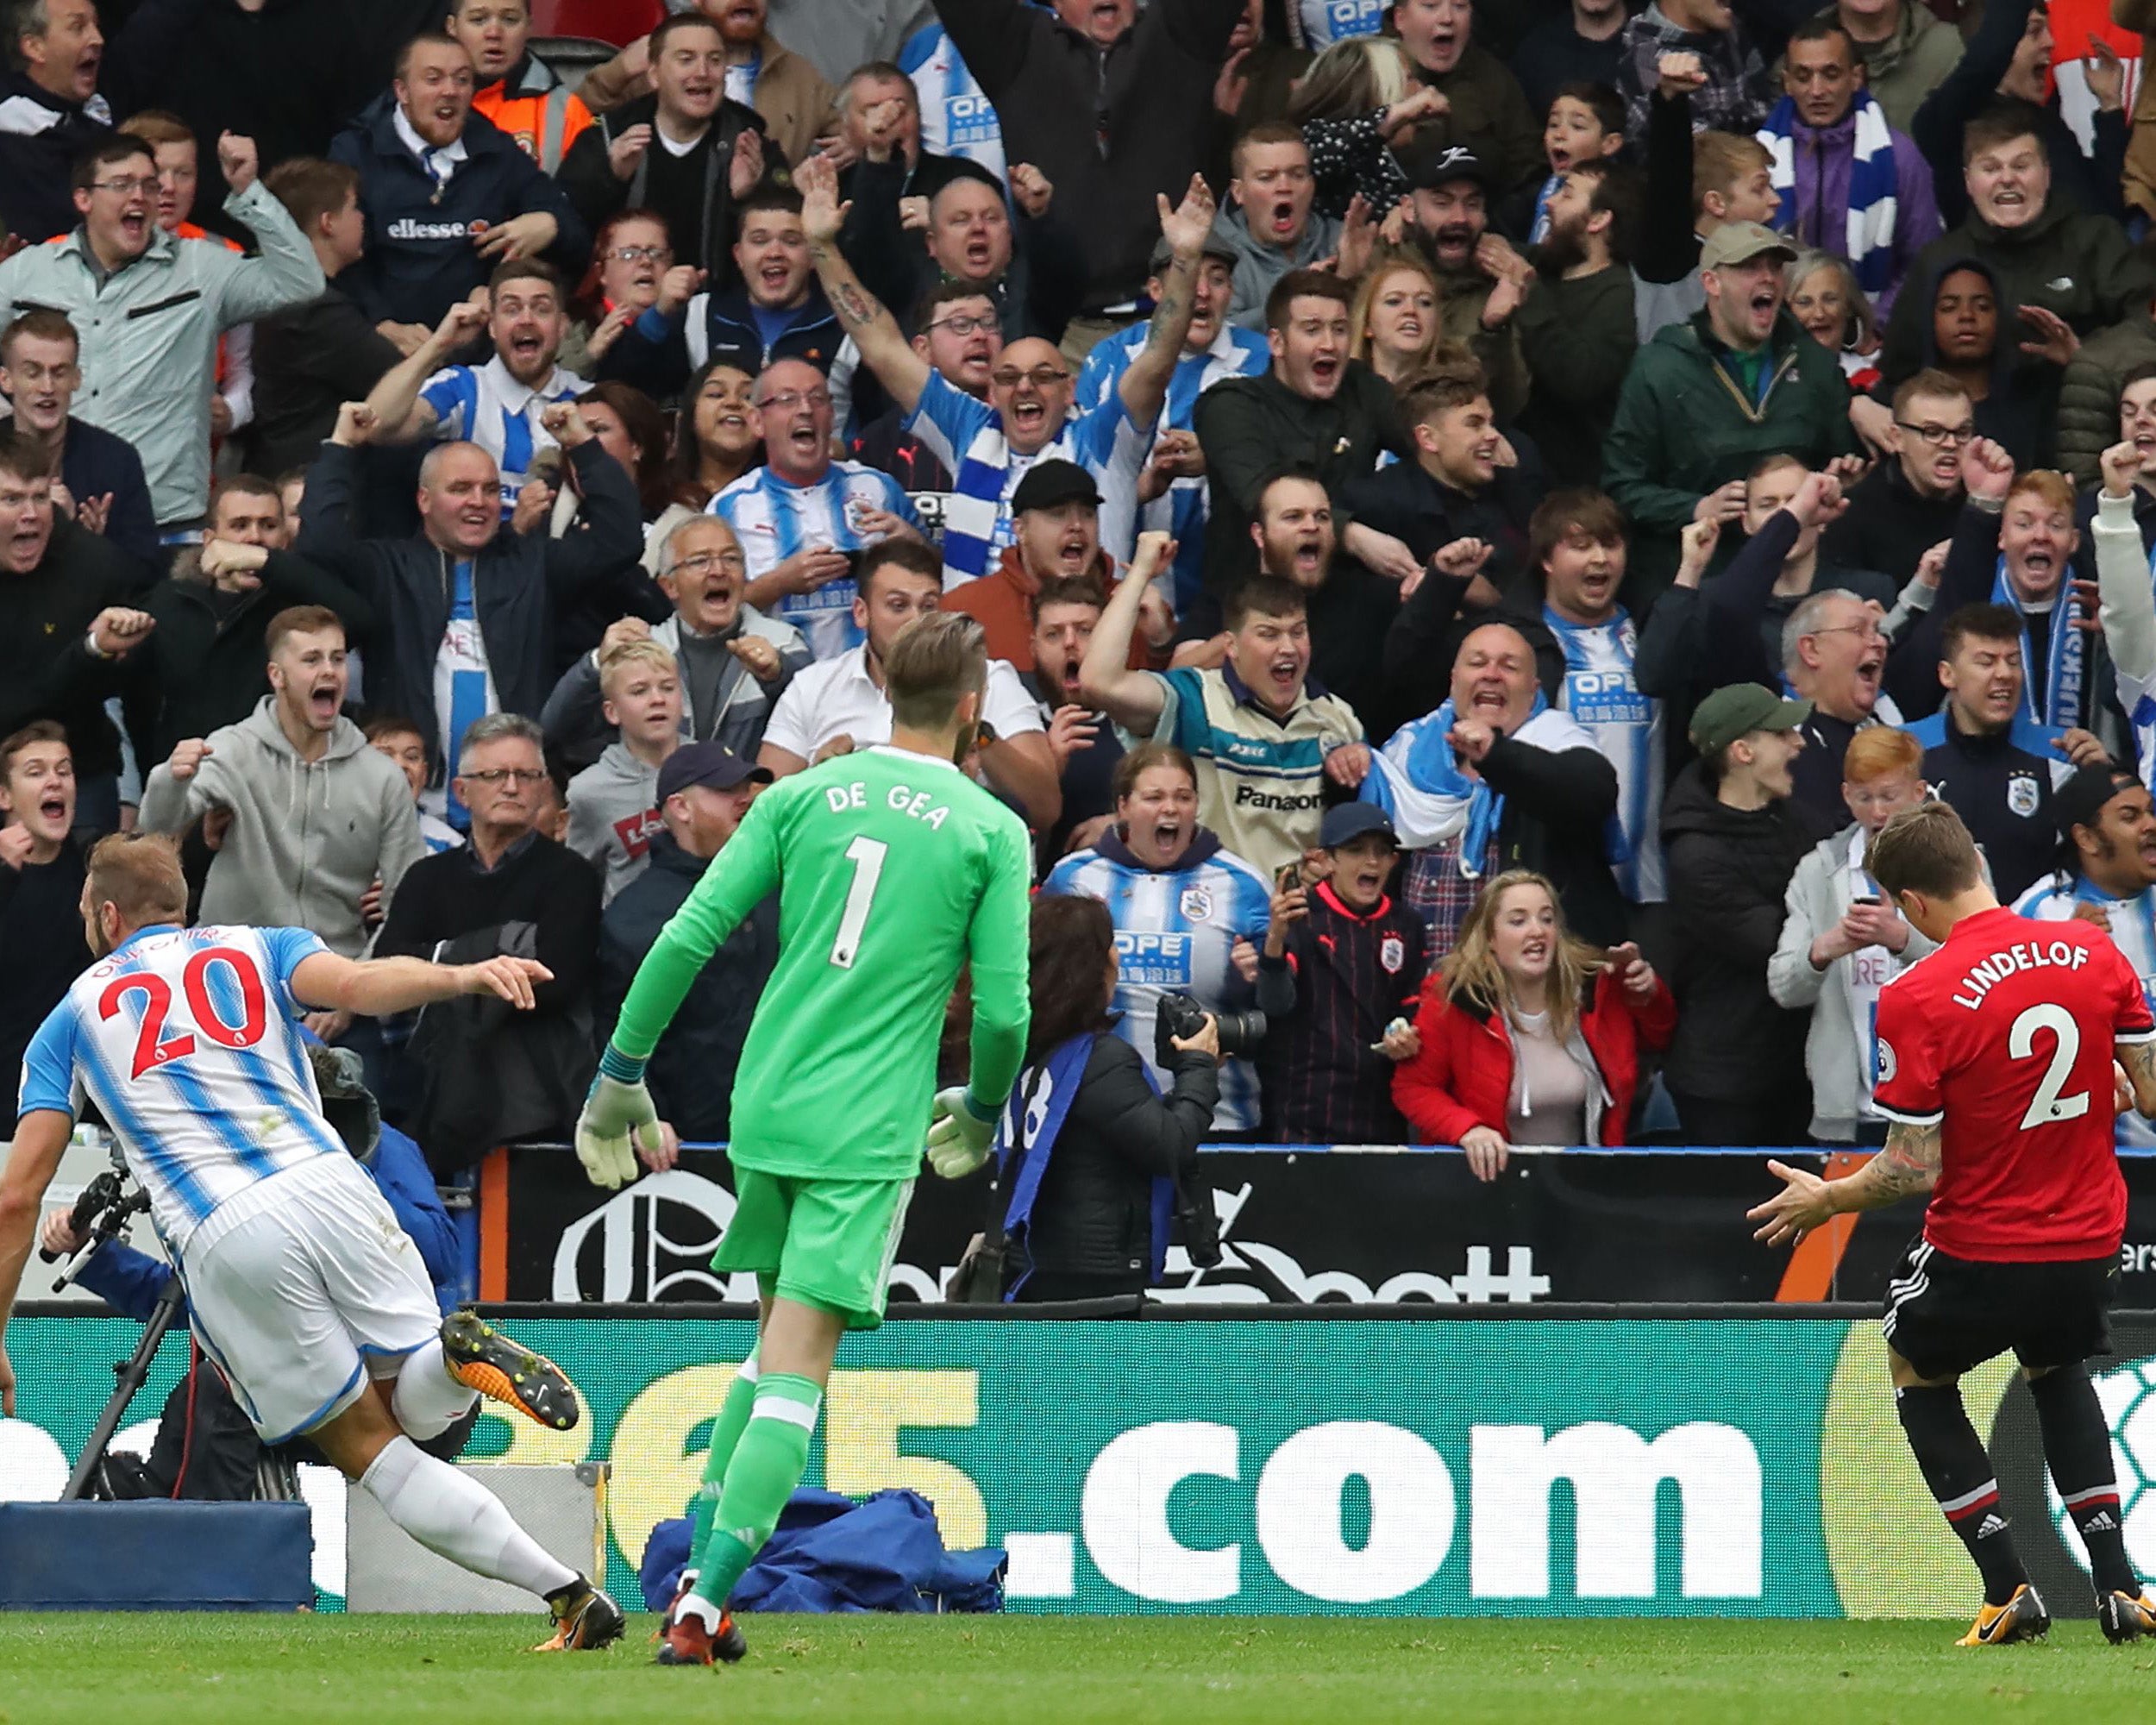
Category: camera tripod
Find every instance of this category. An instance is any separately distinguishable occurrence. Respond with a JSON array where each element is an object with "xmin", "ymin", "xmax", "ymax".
[{"xmin": 38, "ymin": 1163, "xmax": 188, "ymax": 1502}]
